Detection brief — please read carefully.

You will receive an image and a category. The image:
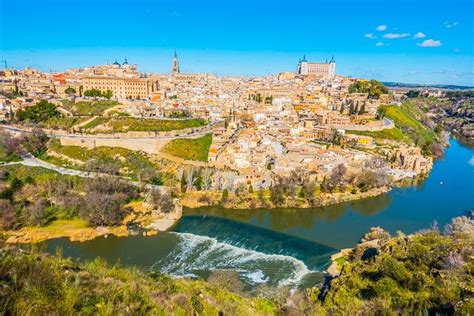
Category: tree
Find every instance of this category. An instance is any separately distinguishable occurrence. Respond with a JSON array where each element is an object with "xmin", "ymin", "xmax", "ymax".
[
  {"xmin": 80, "ymin": 177, "xmax": 137, "ymax": 226},
  {"xmin": 348, "ymin": 80, "xmax": 388, "ymax": 99},
  {"xmin": 248, "ymin": 184, "xmax": 254, "ymax": 194},
  {"xmin": 178, "ymin": 168, "xmax": 186, "ymax": 193},
  {"xmin": 201, "ymin": 168, "xmax": 213, "ymax": 190},
  {"xmin": 185, "ymin": 168, "xmax": 197, "ymax": 191},
  {"xmin": 258, "ymin": 188, "xmax": 266, "ymax": 206},
  {"xmin": 221, "ymin": 188, "xmax": 229, "ymax": 203},
  {"xmin": 330, "ymin": 164, "xmax": 347, "ymax": 188},
  {"xmin": 0, "ymin": 199, "xmax": 17, "ymax": 229},
  {"xmin": 84, "ymin": 88, "xmax": 102, "ymax": 98},
  {"xmin": 270, "ymin": 184, "xmax": 285, "ymax": 206},
  {"xmin": 103, "ymin": 90, "xmax": 113, "ymax": 99},
  {"xmin": 16, "ymin": 100, "xmax": 60, "ymax": 123},
  {"xmin": 359, "ymin": 102, "xmax": 366, "ymax": 115},
  {"xmin": 21, "ymin": 128, "xmax": 49, "ymax": 156},
  {"xmin": 0, "ymin": 132, "xmax": 21, "ymax": 156},
  {"xmin": 64, "ymin": 87, "xmax": 76, "ymax": 95}
]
